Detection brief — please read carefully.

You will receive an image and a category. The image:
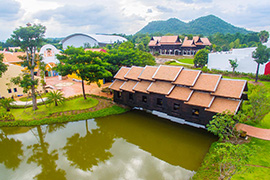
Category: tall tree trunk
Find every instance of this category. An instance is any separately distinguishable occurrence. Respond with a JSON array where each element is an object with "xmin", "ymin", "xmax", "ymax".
[
  {"xmin": 31, "ymin": 50, "xmax": 38, "ymax": 110},
  {"xmin": 82, "ymin": 80, "xmax": 86, "ymax": 100},
  {"xmin": 255, "ymin": 63, "xmax": 260, "ymax": 82}
]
